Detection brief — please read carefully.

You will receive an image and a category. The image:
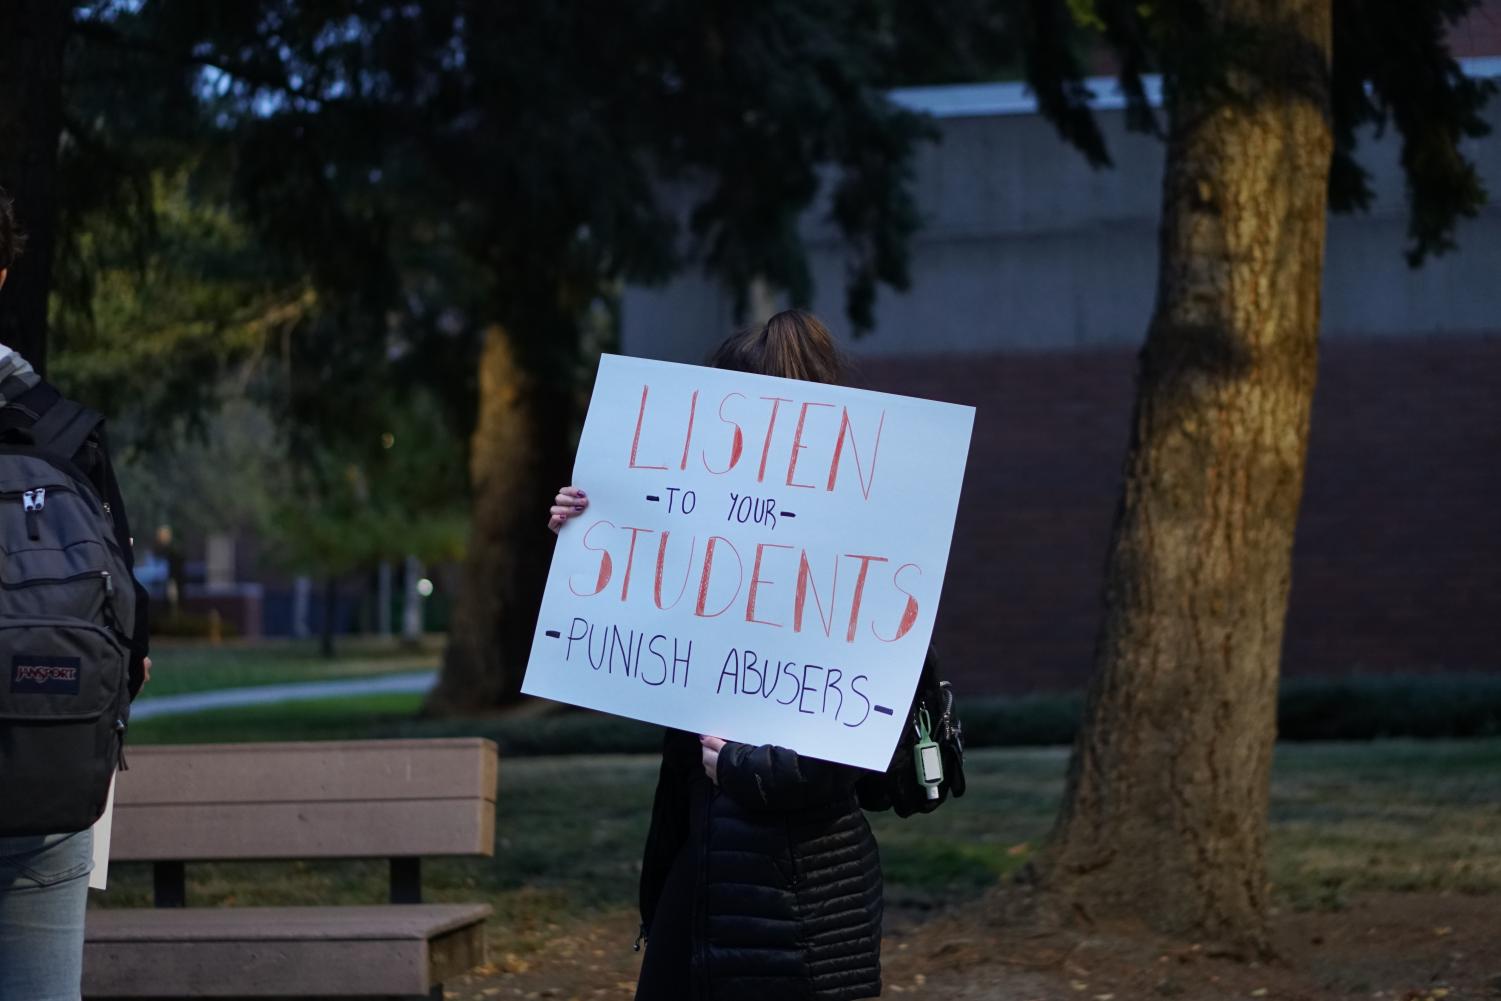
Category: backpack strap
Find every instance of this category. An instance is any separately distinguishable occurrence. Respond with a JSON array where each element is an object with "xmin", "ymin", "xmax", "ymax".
[{"xmin": 28, "ymin": 397, "xmax": 105, "ymax": 461}]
